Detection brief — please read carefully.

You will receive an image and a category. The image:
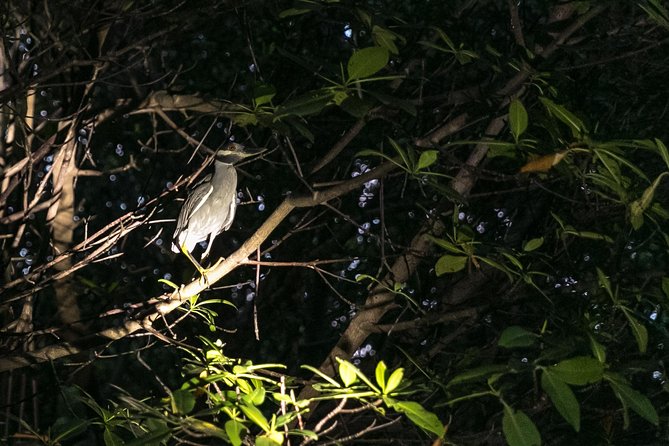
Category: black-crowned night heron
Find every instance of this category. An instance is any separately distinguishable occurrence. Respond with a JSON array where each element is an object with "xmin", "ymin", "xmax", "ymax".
[{"xmin": 172, "ymin": 143, "xmax": 263, "ymax": 269}]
